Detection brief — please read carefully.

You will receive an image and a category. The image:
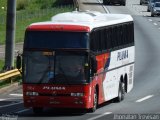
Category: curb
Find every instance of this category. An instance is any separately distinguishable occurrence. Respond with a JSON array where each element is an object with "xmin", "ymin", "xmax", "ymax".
[{"xmin": 0, "ymin": 82, "xmax": 21, "ymax": 94}]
